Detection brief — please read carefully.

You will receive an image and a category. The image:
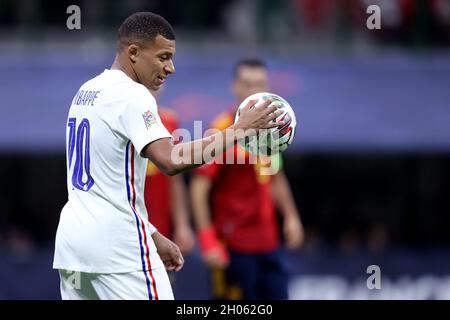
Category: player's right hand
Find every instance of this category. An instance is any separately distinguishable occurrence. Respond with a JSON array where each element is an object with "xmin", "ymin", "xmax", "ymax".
[{"xmin": 235, "ymin": 99, "xmax": 284, "ymax": 132}]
